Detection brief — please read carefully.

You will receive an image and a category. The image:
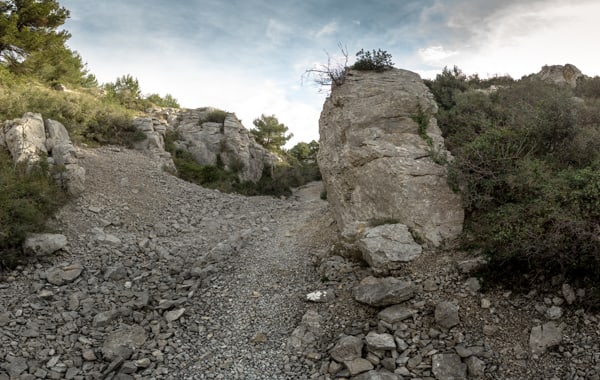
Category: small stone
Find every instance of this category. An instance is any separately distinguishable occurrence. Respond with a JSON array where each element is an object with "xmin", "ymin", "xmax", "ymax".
[
  {"xmin": 135, "ymin": 358, "xmax": 151, "ymax": 368},
  {"xmin": 38, "ymin": 289, "xmax": 54, "ymax": 299},
  {"xmin": 381, "ymin": 357, "xmax": 396, "ymax": 371},
  {"xmin": 432, "ymin": 353, "xmax": 467, "ymax": 380},
  {"xmin": 164, "ymin": 308, "xmax": 185, "ymax": 322},
  {"xmin": 546, "ymin": 306, "xmax": 563, "ymax": 320},
  {"xmin": 378, "ymin": 304, "xmax": 416, "ymax": 324},
  {"xmin": 481, "ymin": 298, "xmax": 491, "ymax": 309},
  {"xmin": 464, "ymin": 277, "xmax": 481, "ymax": 293},
  {"xmin": 46, "ymin": 263, "xmax": 83, "ymax": 285},
  {"xmin": 0, "ymin": 312, "xmax": 10, "ymax": 326},
  {"xmin": 251, "ymin": 332, "xmax": 267, "ymax": 343},
  {"xmin": 365, "ymin": 331, "xmax": 396, "ymax": 351},
  {"xmin": 529, "ymin": 322, "xmax": 564, "ymax": 354},
  {"xmin": 465, "ymin": 356, "xmax": 485, "ymax": 378},
  {"xmin": 562, "ymin": 283, "xmax": 576, "ymax": 305},
  {"xmin": 93, "ymin": 310, "xmax": 117, "ymax": 328},
  {"xmin": 455, "ymin": 345, "xmax": 473, "ymax": 358},
  {"xmin": 330, "ymin": 335, "xmax": 363, "ymax": 362},
  {"xmin": 483, "ymin": 325, "xmax": 499, "ymax": 336},
  {"xmin": 120, "ymin": 361, "xmax": 137, "ymax": 374},
  {"xmin": 23, "ymin": 233, "xmax": 67, "ymax": 256},
  {"xmin": 423, "ymin": 278, "xmax": 438, "ymax": 292},
  {"xmin": 82, "ymin": 350, "xmax": 97, "ymax": 361},
  {"xmin": 345, "ymin": 358, "xmax": 373, "ymax": 376},
  {"xmin": 435, "ymin": 301, "xmax": 460, "ymax": 329}
]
